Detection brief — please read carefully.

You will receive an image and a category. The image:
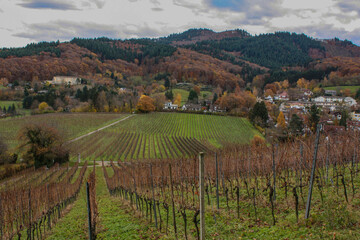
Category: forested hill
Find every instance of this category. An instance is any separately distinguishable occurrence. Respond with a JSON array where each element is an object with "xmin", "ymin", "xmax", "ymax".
[{"xmin": 0, "ymin": 28, "xmax": 360, "ymax": 87}]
